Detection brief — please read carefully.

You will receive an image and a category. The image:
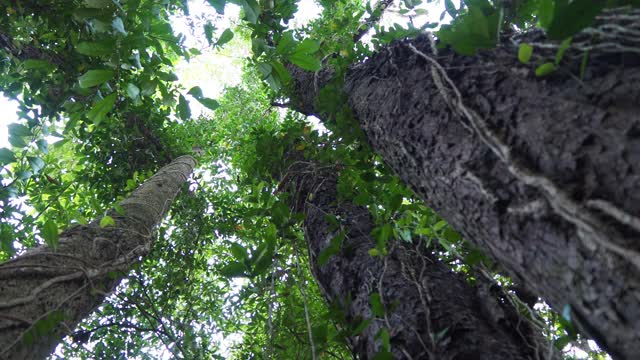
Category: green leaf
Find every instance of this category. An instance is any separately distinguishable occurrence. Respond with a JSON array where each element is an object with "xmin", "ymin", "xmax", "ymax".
[
  {"xmin": 443, "ymin": 227, "xmax": 462, "ymax": 243},
  {"xmin": 555, "ymin": 37, "xmax": 572, "ymax": 65},
  {"xmin": 157, "ymin": 71, "xmax": 179, "ymax": 82},
  {"xmin": 252, "ymin": 38, "xmax": 267, "ymax": 56},
  {"xmin": 547, "ymin": 0, "xmax": 604, "ymax": 40},
  {"xmin": 187, "ymin": 86, "xmax": 204, "ymax": 98},
  {"xmin": 464, "ymin": 249, "xmax": 485, "ymax": 266},
  {"xmin": 196, "ymin": 98, "xmax": 220, "ymax": 110},
  {"xmin": 251, "ymin": 242, "xmax": 274, "ymax": 276},
  {"xmin": 87, "ymin": 93, "xmax": 117, "ymax": 125},
  {"xmin": 389, "ymin": 194, "xmax": 403, "ymax": 213},
  {"xmin": 8, "ymin": 123, "xmax": 32, "ymax": 137},
  {"xmin": 126, "ymin": 83, "xmax": 140, "ymax": 100},
  {"xmin": 217, "ymin": 28, "xmax": 234, "ymax": 46},
  {"xmin": 40, "ymin": 220, "xmax": 59, "ymax": 248},
  {"xmin": 36, "ymin": 139, "xmax": 49, "ymax": 154},
  {"xmin": 537, "ymin": 0, "xmax": 554, "ymax": 28},
  {"xmin": 27, "ymin": 310, "xmax": 64, "ymax": 341},
  {"xmin": 9, "ymin": 134, "xmax": 27, "ymax": 148},
  {"xmin": 229, "ymin": 242, "xmax": 248, "ymax": 260},
  {"xmin": 177, "ymin": 95, "xmax": 191, "ymax": 120},
  {"xmin": 100, "ymin": 215, "xmax": 116, "ymax": 227},
  {"xmin": 0, "ymin": 148, "xmax": 16, "ymax": 165},
  {"xmin": 236, "ymin": 0, "xmax": 261, "ymax": 23},
  {"xmin": 579, "ymin": 50, "xmax": 589, "ymax": 79},
  {"xmin": 276, "ymin": 31, "xmax": 296, "ymax": 55},
  {"xmin": 445, "ymin": 0, "xmax": 457, "ymax": 18},
  {"xmin": 0, "ymin": 223, "xmax": 16, "ymax": 256},
  {"xmin": 554, "ymin": 335, "xmax": 573, "ymax": 350},
  {"xmin": 467, "ymin": 6, "xmax": 490, "ymax": 40},
  {"xmin": 76, "ymin": 41, "xmax": 115, "ymax": 57},
  {"xmin": 535, "ymin": 62, "xmax": 556, "ymax": 77},
  {"xmin": 84, "ymin": 0, "xmax": 113, "ymax": 8},
  {"xmin": 27, "ymin": 156, "xmax": 45, "ymax": 174},
  {"xmin": 112, "ymin": 17, "xmax": 127, "ymax": 34},
  {"xmin": 114, "ymin": 204, "xmax": 126, "ymax": 216},
  {"xmin": 434, "ymin": 327, "xmax": 449, "ymax": 342},
  {"xmin": 372, "ymin": 350, "xmax": 393, "ymax": 359},
  {"xmin": 187, "ymin": 87, "xmax": 219, "ymax": 110},
  {"xmin": 270, "ymin": 61, "xmax": 292, "ymax": 85},
  {"xmin": 15, "ymin": 170, "xmax": 31, "ymax": 180},
  {"xmin": 22, "ymin": 60, "xmax": 54, "ymax": 70},
  {"xmin": 295, "ymin": 38, "xmax": 321, "ymax": 55},
  {"xmin": 220, "ymin": 261, "xmax": 247, "ymax": 278},
  {"xmin": 206, "ymin": 0, "xmax": 225, "ymax": 13},
  {"xmin": 257, "ymin": 62, "xmax": 272, "ymax": 79},
  {"xmin": 376, "ymin": 328, "xmax": 390, "ymax": 350},
  {"xmin": 287, "ymin": 53, "xmax": 321, "ymax": 72},
  {"xmin": 350, "ymin": 319, "xmax": 372, "ymax": 336},
  {"xmin": 312, "ymin": 324, "xmax": 328, "ymax": 345},
  {"xmin": 370, "ymin": 293, "xmax": 385, "ymax": 317},
  {"xmin": 204, "ymin": 22, "xmax": 215, "ymax": 45},
  {"xmin": 79, "ymin": 69, "xmax": 114, "ymax": 88},
  {"xmin": 518, "ymin": 43, "xmax": 533, "ymax": 64},
  {"xmin": 373, "ymin": 223, "xmax": 393, "ymax": 247}
]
